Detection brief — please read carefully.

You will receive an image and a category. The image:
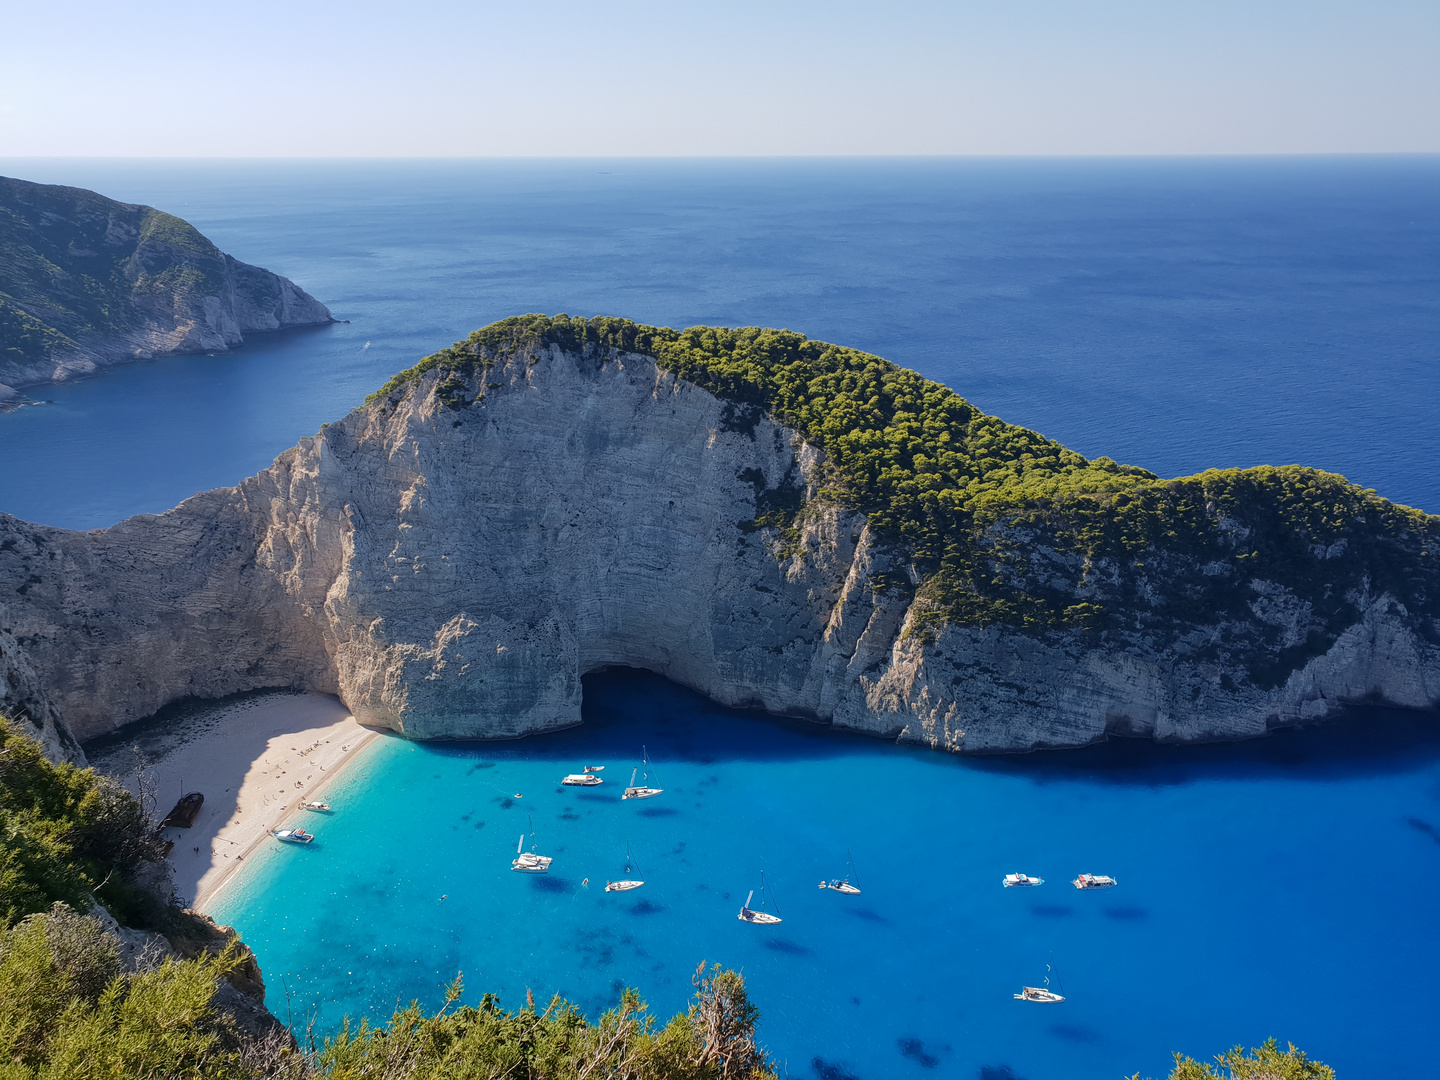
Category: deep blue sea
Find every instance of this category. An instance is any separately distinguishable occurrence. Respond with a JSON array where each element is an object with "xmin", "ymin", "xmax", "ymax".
[{"xmin": 2, "ymin": 158, "xmax": 1438, "ymax": 1077}]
